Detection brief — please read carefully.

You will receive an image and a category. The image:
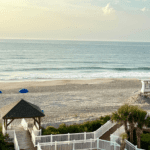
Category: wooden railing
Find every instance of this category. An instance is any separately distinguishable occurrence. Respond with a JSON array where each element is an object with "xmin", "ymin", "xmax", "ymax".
[
  {"xmin": 37, "ymin": 138, "xmax": 120, "ymax": 150},
  {"xmin": 31, "ymin": 120, "xmax": 116, "ymax": 147}
]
